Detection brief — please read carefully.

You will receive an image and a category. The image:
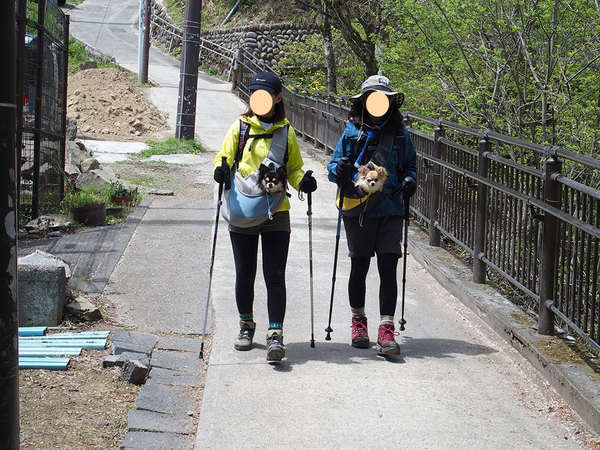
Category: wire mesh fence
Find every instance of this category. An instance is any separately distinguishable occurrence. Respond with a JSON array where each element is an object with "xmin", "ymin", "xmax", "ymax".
[{"xmin": 16, "ymin": 0, "xmax": 68, "ymax": 224}]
